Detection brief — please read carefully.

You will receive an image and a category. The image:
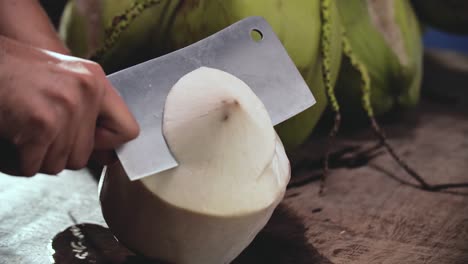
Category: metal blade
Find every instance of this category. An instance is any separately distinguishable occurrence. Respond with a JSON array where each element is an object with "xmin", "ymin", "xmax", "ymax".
[{"xmin": 108, "ymin": 16, "xmax": 316, "ymax": 181}]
